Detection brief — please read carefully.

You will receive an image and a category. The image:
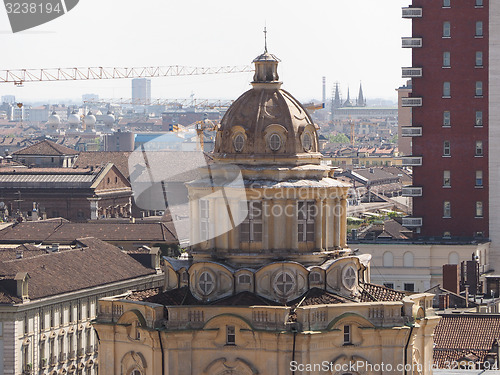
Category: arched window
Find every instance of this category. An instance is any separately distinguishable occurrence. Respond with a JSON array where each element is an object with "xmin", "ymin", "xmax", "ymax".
[
  {"xmin": 302, "ymin": 132, "xmax": 312, "ymax": 151},
  {"xmin": 448, "ymin": 252, "xmax": 459, "ymax": 265},
  {"xmin": 403, "ymin": 252, "xmax": 414, "ymax": 268},
  {"xmin": 238, "ymin": 274, "xmax": 251, "ymax": 284},
  {"xmin": 383, "ymin": 251, "xmax": 394, "ymax": 267}
]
